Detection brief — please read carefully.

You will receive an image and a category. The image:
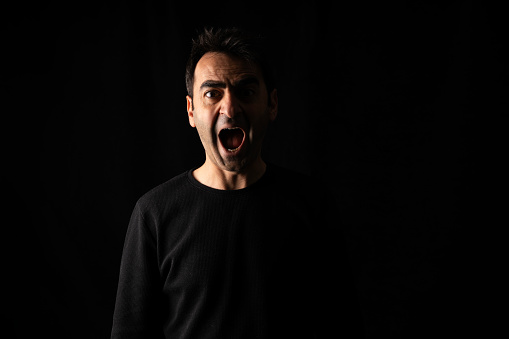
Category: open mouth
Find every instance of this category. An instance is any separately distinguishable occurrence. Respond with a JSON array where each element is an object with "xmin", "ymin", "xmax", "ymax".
[{"xmin": 218, "ymin": 127, "xmax": 246, "ymax": 152}]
